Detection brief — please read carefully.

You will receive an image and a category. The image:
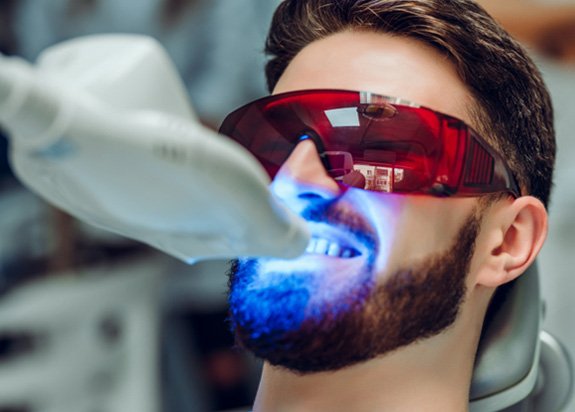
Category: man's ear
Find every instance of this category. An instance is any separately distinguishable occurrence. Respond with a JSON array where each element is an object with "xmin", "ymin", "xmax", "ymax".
[{"xmin": 476, "ymin": 196, "xmax": 548, "ymax": 288}]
